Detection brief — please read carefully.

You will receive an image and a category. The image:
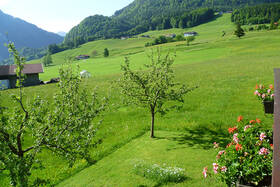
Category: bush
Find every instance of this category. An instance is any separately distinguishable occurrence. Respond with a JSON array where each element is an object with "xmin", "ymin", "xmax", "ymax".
[
  {"xmin": 134, "ymin": 161, "xmax": 185, "ymax": 184},
  {"xmin": 204, "ymin": 116, "xmax": 273, "ymax": 186}
]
